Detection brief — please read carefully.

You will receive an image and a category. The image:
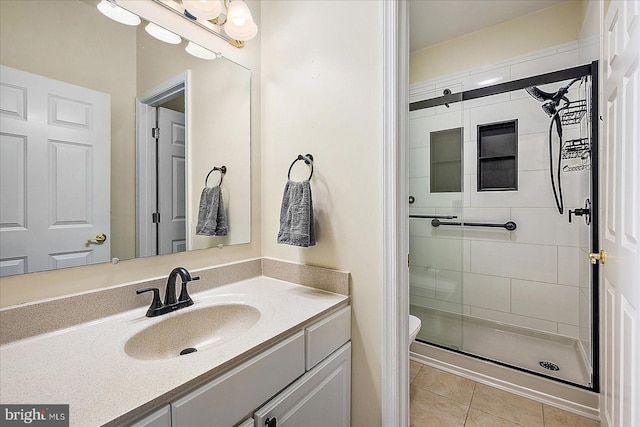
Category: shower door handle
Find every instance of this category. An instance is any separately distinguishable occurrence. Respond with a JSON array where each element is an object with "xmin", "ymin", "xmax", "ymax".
[{"xmin": 589, "ymin": 250, "xmax": 606, "ymax": 265}]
